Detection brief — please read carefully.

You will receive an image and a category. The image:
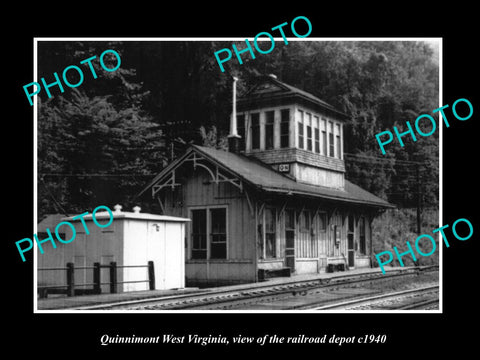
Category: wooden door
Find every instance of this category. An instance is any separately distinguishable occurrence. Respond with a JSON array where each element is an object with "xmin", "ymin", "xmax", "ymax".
[
  {"xmin": 285, "ymin": 210, "xmax": 295, "ymax": 272},
  {"xmin": 347, "ymin": 215, "xmax": 355, "ymax": 268}
]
